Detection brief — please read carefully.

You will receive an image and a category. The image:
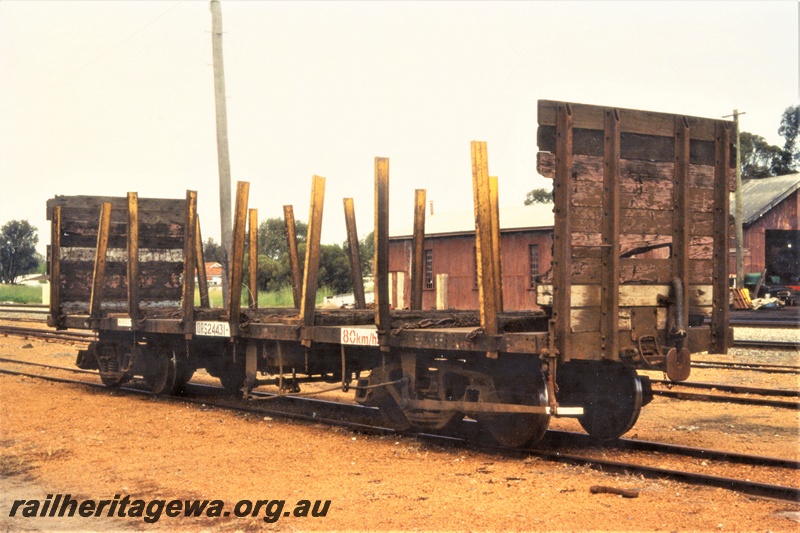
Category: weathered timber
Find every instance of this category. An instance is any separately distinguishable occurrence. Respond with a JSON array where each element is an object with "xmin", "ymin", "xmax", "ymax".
[
  {"xmin": 374, "ymin": 159, "xmax": 391, "ymax": 349},
  {"xmin": 600, "ymin": 108, "xmax": 621, "ymax": 360},
  {"xmin": 536, "ymin": 284, "xmax": 713, "ymax": 308},
  {"xmin": 300, "ymin": 176, "xmax": 325, "ymax": 342},
  {"xmin": 195, "ymin": 217, "xmax": 209, "ymax": 308},
  {"xmin": 710, "ymin": 122, "xmax": 731, "ymax": 354},
  {"xmin": 570, "ymin": 258, "xmax": 714, "ymax": 284},
  {"xmin": 89, "ymin": 203, "xmax": 112, "ymax": 319},
  {"xmin": 59, "ymin": 261, "xmax": 183, "ymax": 301},
  {"xmin": 49, "ymin": 206, "xmax": 62, "ymax": 325},
  {"xmin": 126, "ymin": 192, "xmax": 140, "ymax": 321},
  {"xmin": 248, "ymin": 208, "xmax": 258, "ymax": 309},
  {"xmin": 283, "ymin": 205, "xmax": 302, "ymax": 309},
  {"xmin": 568, "ymin": 173, "xmax": 714, "ymax": 212},
  {"xmin": 182, "ymin": 191, "xmax": 197, "ymax": 337},
  {"xmin": 552, "ymin": 102, "xmax": 573, "ymax": 360},
  {"xmin": 571, "ymin": 206, "xmax": 714, "ymax": 237},
  {"xmin": 343, "ymin": 198, "xmax": 366, "ymax": 309},
  {"xmin": 471, "ymin": 141, "xmax": 499, "ymax": 356},
  {"xmin": 228, "ymin": 182, "xmax": 250, "ymax": 330},
  {"xmin": 410, "ymin": 189, "xmax": 426, "ymax": 310},
  {"xmin": 536, "ymin": 152, "xmax": 736, "ymax": 191},
  {"xmin": 489, "ymin": 176, "xmax": 503, "ymax": 312}
]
